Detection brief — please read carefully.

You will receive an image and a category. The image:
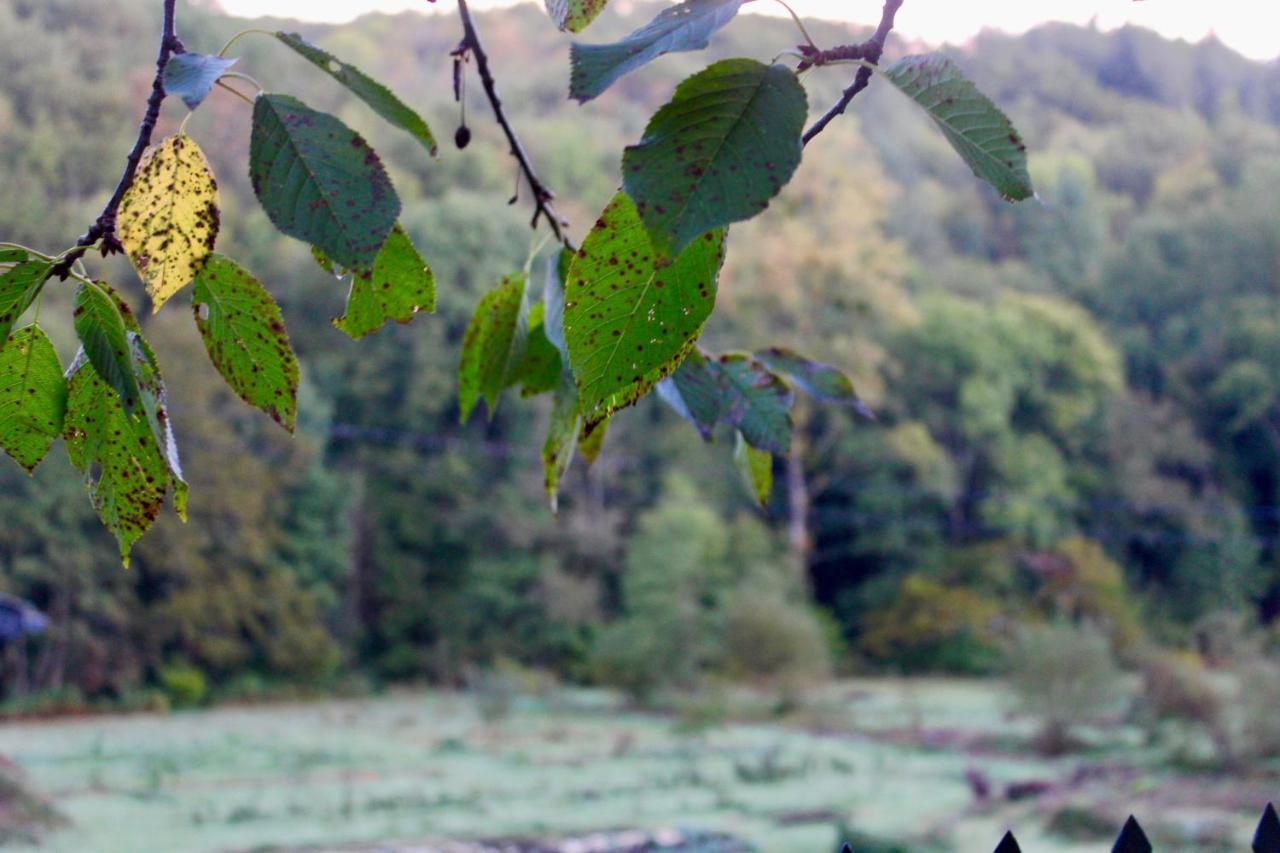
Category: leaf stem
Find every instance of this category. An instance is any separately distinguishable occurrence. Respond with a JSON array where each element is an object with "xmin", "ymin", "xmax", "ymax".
[
  {"xmin": 801, "ymin": 0, "xmax": 902, "ymax": 146},
  {"xmin": 454, "ymin": 0, "xmax": 572, "ymax": 248},
  {"xmin": 217, "ymin": 28, "xmax": 275, "ymax": 58},
  {"xmin": 214, "ymin": 79, "xmax": 258, "ymax": 106},
  {"xmin": 0, "ymin": 242, "xmax": 52, "ymax": 261},
  {"xmin": 51, "ymin": 0, "xmax": 185, "ymax": 279},
  {"xmin": 770, "ymin": 0, "xmax": 817, "ymax": 51}
]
